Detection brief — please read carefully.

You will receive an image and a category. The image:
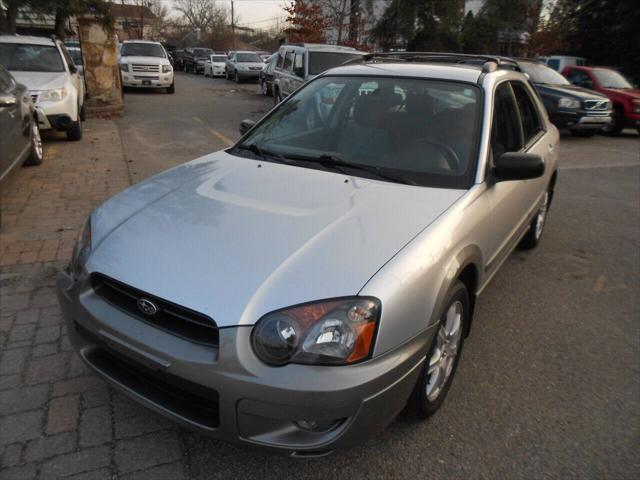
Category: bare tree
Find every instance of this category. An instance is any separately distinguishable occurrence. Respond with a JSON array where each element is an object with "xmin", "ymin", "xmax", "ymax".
[
  {"xmin": 322, "ymin": 0, "xmax": 351, "ymax": 44},
  {"xmin": 174, "ymin": 0, "xmax": 229, "ymax": 32}
]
